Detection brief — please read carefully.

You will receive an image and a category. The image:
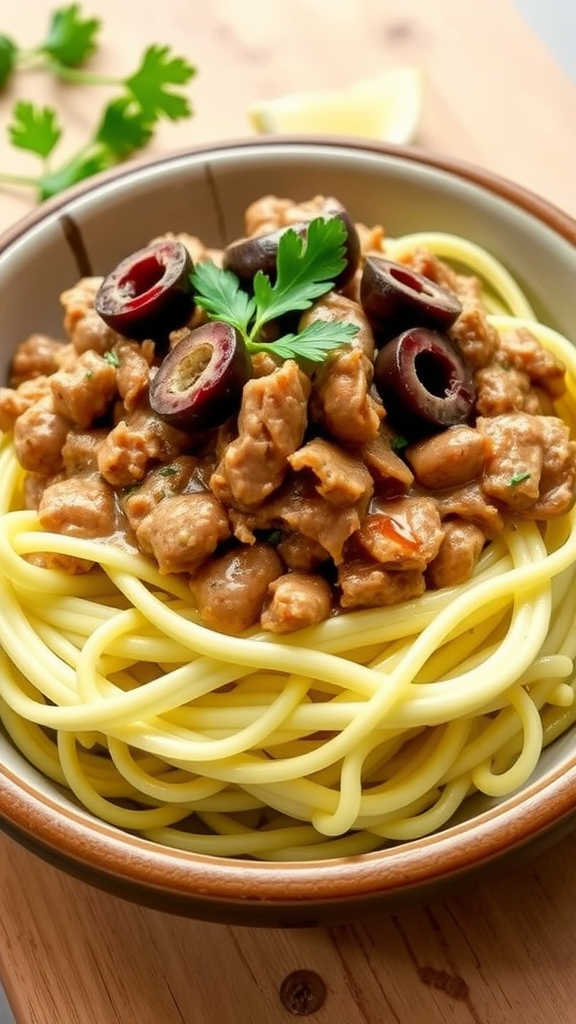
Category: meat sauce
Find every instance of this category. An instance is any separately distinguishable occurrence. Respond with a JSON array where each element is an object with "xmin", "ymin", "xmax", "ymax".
[{"xmin": 1, "ymin": 193, "xmax": 575, "ymax": 635}]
